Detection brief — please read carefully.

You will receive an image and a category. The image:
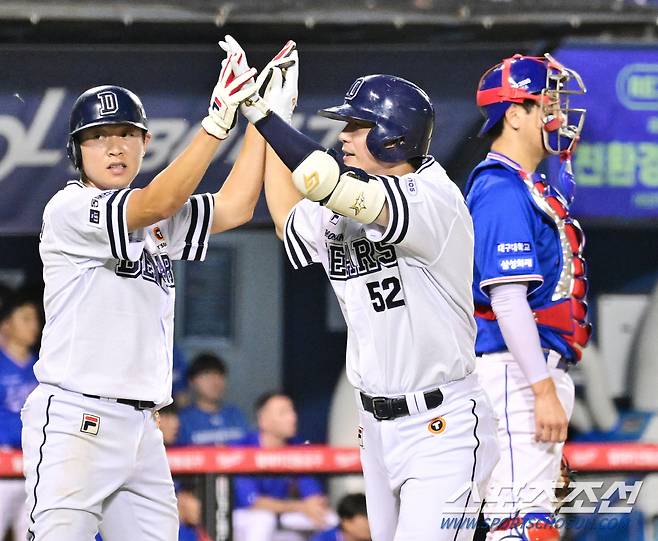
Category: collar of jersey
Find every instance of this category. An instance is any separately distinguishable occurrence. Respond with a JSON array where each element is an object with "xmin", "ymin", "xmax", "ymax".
[
  {"xmin": 486, "ymin": 151, "xmax": 523, "ymax": 172},
  {"xmin": 415, "ymin": 155, "xmax": 435, "ymax": 174},
  {"xmin": 66, "ymin": 179, "xmax": 85, "ymax": 189}
]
